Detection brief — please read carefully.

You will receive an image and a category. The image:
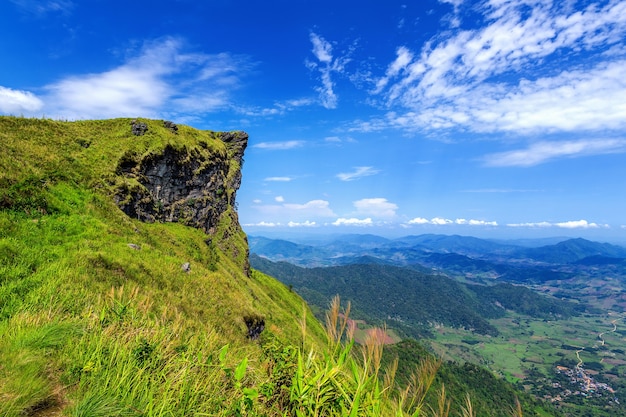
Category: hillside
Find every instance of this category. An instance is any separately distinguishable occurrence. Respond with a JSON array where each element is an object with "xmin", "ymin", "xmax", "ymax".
[
  {"xmin": 0, "ymin": 117, "xmax": 329, "ymax": 416},
  {"xmin": 250, "ymin": 254, "xmax": 584, "ymax": 338}
]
